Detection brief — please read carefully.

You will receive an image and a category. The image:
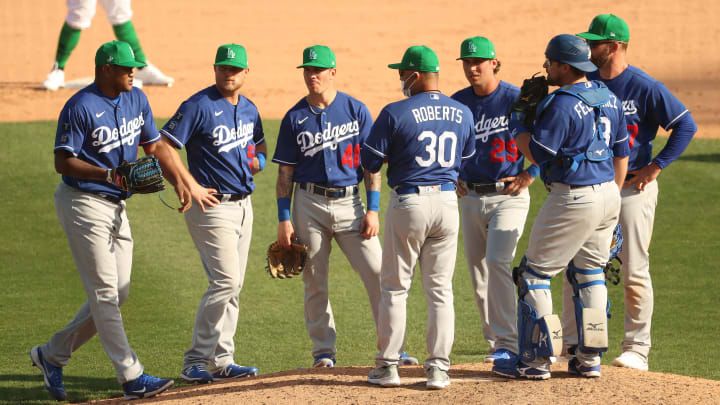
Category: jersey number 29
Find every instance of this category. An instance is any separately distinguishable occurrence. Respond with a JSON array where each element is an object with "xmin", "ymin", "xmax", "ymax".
[{"xmin": 415, "ymin": 131, "xmax": 457, "ymax": 168}]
